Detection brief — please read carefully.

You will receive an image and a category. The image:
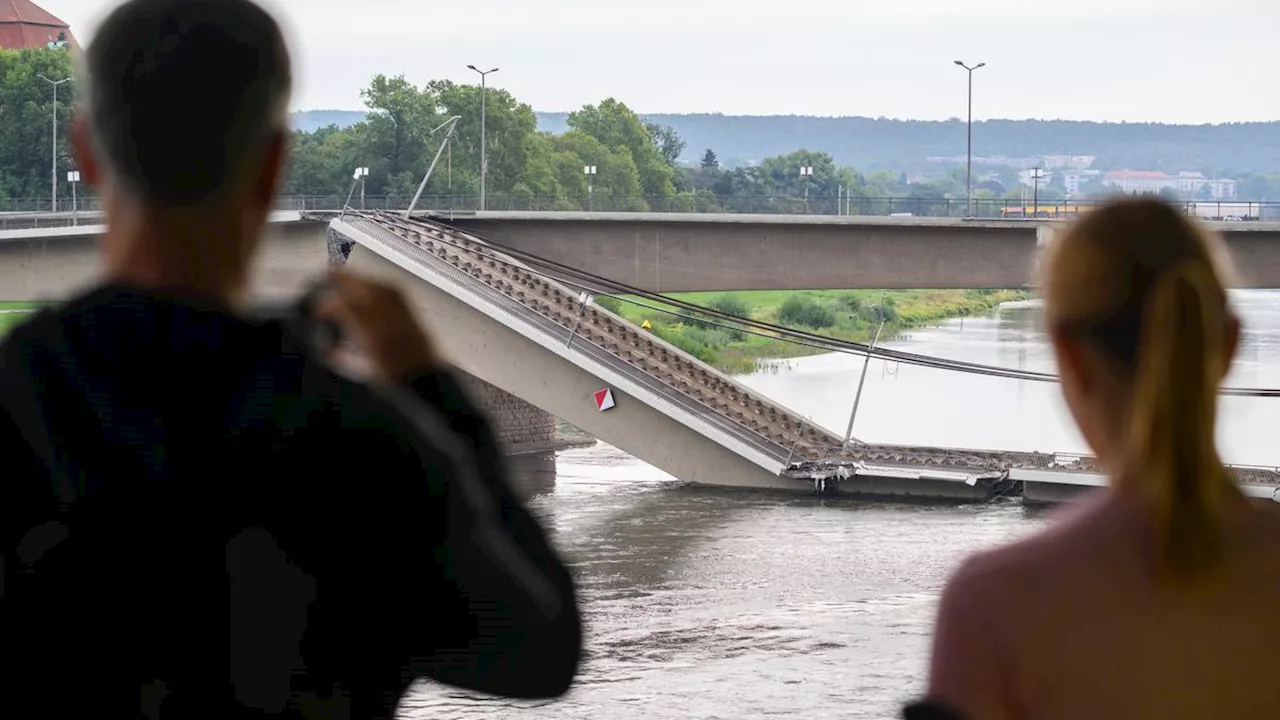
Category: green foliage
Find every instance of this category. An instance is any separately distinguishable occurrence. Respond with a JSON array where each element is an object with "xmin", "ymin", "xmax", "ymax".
[
  {"xmin": 0, "ymin": 47, "xmax": 76, "ymax": 202},
  {"xmin": 706, "ymin": 293, "xmax": 751, "ymax": 319},
  {"xmin": 594, "ymin": 296, "xmax": 624, "ymax": 314},
  {"xmin": 700, "ymin": 148, "xmax": 719, "ymax": 169},
  {"xmin": 777, "ymin": 295, "xmax": 837, "ymax": 329}
]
